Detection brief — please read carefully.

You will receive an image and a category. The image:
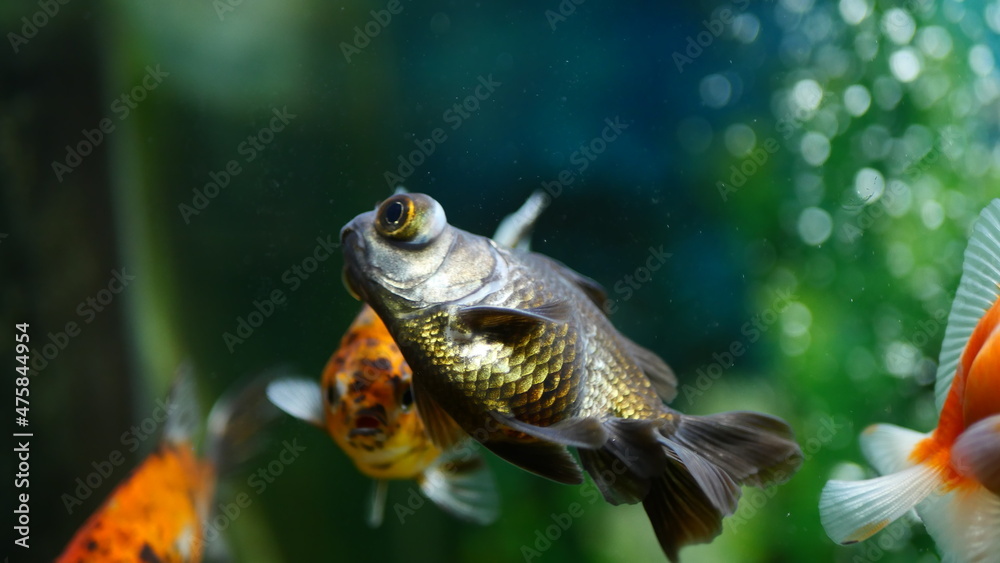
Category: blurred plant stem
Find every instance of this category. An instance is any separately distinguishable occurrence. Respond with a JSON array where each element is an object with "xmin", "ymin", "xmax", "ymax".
[{"xmin": 102, "ymin": 7, "xmax": 282, "ymax": 562}]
